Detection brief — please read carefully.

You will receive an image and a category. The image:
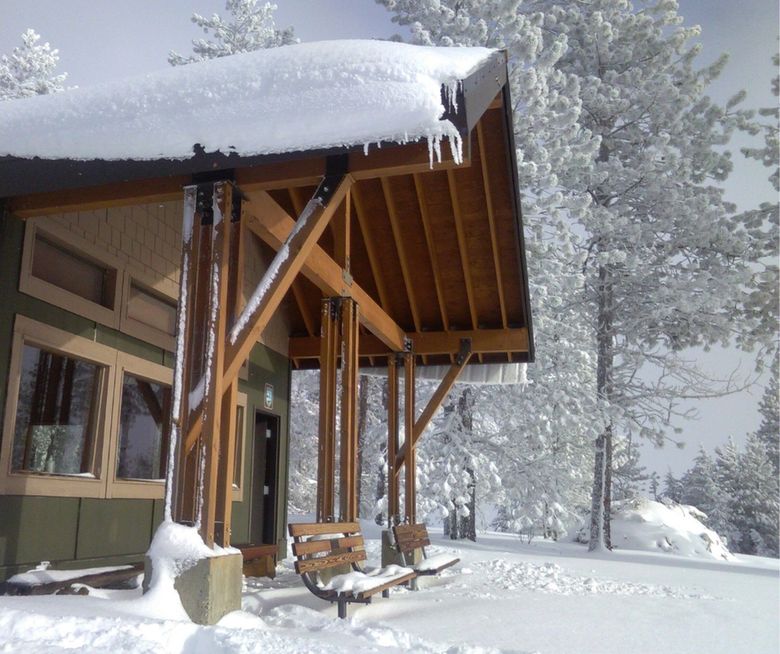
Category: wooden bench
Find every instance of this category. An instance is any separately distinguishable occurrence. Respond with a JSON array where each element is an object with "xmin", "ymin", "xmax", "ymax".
[
  {"xmin": 289, "ymin": 521, "xmax": 416, "ymax": 619},
  {"xmin": 236, "ymin": 543, "xmax": 278, "ymax": 578},
  {"xmin": 393, "ymin": 523, "xmax": 460, "ymax": 578}
]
